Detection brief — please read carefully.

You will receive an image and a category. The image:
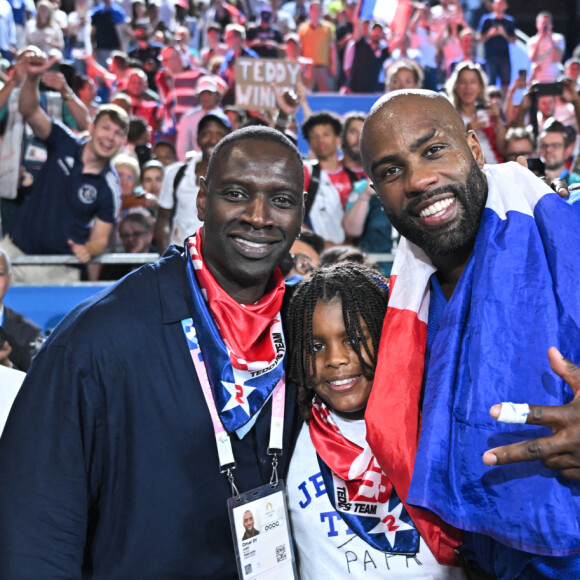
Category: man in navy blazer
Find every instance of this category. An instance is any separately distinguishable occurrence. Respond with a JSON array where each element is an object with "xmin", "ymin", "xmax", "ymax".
[{"xmin": 0, "ymin": 126, "xmax": 305, "ymax": 578}]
